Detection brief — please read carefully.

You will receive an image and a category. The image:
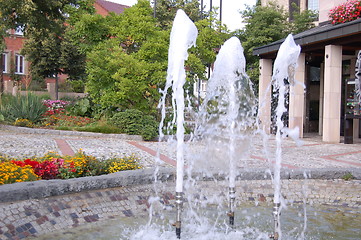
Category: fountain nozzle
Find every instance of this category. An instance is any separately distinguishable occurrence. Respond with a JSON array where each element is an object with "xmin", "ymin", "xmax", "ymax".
[
  {"xmin": 175, "ymin": 192, "xmax": 183, "ymax": 239},
  {"xmin": 228, "ymin": 187, "xmax": 236, "ymax": 226},
  {"xmin": 269, "ymin": 202, "xmax": 281, "ymax": 240}
]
